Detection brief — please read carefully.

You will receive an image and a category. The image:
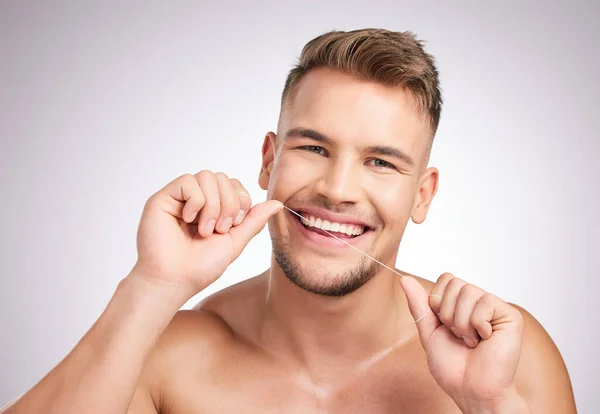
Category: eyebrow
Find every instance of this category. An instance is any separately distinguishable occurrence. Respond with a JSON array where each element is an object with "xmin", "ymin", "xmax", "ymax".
[
  {"xmin": 285, "ymin": 127, "xmax": 333, "ymax": 145},
  {"xmin": 284, "ymin": 127, "xmax": 415, "ymax": 167},
  {"xmin": 363, "ymin": 144, "xmax": 415, "ymax": 167}
]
